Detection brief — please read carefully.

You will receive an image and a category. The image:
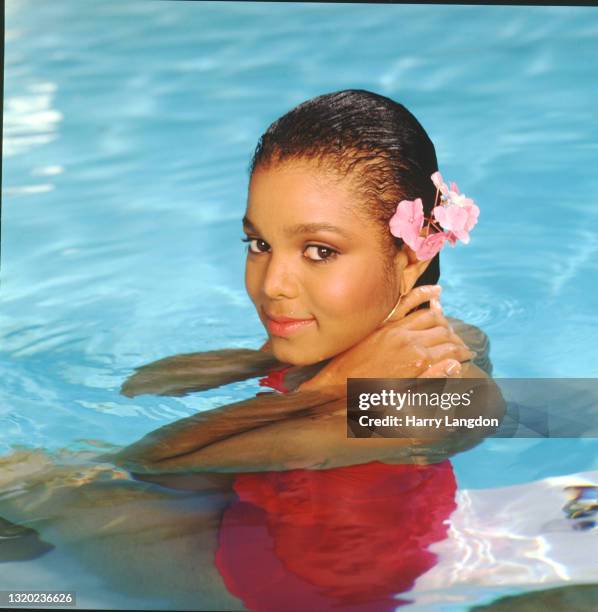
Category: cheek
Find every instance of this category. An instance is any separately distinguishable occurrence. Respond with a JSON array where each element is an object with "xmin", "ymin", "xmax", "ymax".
[
  {"xmin": 312, "ymin": 264, "xmax": 389, "ymax": 320},
  {"xmin": 244, "ymin": 261, "xmax": 261, "ymax": 304},
  {"xmin": 290, "ymin": 265, "xmax": 390, "ymax": 364}
]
